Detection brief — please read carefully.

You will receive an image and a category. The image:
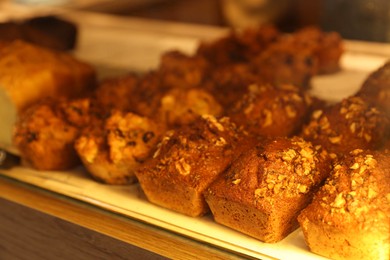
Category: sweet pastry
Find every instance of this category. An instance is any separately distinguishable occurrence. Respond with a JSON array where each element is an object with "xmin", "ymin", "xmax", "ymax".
[
  {"xmin": 355, "ymin": 60, "xmax": 390, "ymax": 114},
  {"xmin": 196, "ymin": 25, "xmax": 279, "ymax": 66},
  {"xmin": 94, "ymin": 73, "xmax": 140, "ymax": 113},
  {"xmin": 0, "ymin": 40, "xmax": 96, "ymax": 154},
  {"xmin": 75, "ymin": 110, "xmax": 163, "ymax": 185},
  {"xmin": 158, "ymin": 50, "xmax": 209, "ymax": 89},
  {"xmin": 228, "ymin": 83, "xmax": 312, "ymax": 137},
  {"xmin": 251, "ymin": 39, "xmax": 318, "ymax": 89},
  {"xmin": 135, "ymin": 115, "xmax": 254, "ymax": 216},
  {"xmin": 301, "ymin": 96, "xmax": 389, "ymax": 156},
  {"xmin": 0, "ymin": 15, "xmax": 77, "ymax": 51},
  {"xmin": 13, "ymin": 98, "xmax": 81, "ymax": 170},
  {"xmin": 156, "ymin": 87, "xmax": 223, "ymax": 129},
  {"xmin": 204, "ymin": 136, "xmax": 331, "ymax": 243},
  {"xmin": 287, "ymin": 26, "xmax": 344, "ymax": 74},
  {"xmin": 298, "ymin": 149, "xmax": 390, "ymax": 260},
  {"xmin": 204, "ymin": 63, "xmax": 264, "ymax": 109}
]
